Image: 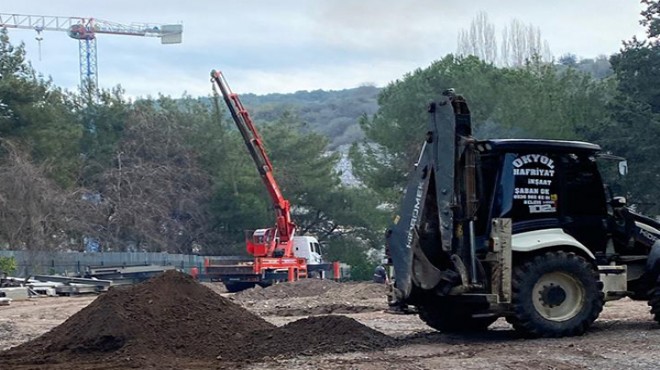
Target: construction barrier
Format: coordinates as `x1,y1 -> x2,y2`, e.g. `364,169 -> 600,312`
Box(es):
0,250 -> 243,279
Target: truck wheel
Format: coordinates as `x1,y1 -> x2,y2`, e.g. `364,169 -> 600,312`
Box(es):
649,275 -> 660,324
418,301 -> 496,332
223,282 -> 256,293
508,251 -> 603,337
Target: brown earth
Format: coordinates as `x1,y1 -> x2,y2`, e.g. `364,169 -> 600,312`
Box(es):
0,295 -> 96,351
231,279 -> 388,316
1,275 -> 659,369
233,278 -> 341,300
232,315 -> 394,361
0,272 -> 394,369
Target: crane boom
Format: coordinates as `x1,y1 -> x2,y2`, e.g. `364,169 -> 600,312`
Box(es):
0,13 -> 80,33
204,70 -> 343,288
0,13 -> 181,41
210,70 -> 296,256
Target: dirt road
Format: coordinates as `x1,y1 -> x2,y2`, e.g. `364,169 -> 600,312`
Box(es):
1,281 -> 658,370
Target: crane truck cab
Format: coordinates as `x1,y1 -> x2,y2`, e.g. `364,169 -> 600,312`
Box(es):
386,90 -> 660,337
293,236 -> 323,265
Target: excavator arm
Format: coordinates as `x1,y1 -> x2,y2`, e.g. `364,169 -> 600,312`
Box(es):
386,91 -> 476,305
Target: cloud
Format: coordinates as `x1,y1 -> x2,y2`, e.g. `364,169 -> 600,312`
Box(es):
227,59 -> 422,95
1,0 -> 648,97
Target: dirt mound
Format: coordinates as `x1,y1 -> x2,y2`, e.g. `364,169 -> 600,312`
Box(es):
232,280 -> 387,302
232,315 -> 395,361
234,278 -> 340,300
1,270 -> 274,367
1,271 -> 393,368
201,281 -> 228,295
261,303 -> 380,317
334,281 -> 388,300
233,280 -> 389,316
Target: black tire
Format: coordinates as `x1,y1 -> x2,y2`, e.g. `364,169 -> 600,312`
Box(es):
223,282 -> 256,293
418,300 -> 497,333
508,251 -> 603,338
649,275 -> 660,324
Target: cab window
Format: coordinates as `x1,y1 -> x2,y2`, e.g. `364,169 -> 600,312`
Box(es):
561,153 -> 606,216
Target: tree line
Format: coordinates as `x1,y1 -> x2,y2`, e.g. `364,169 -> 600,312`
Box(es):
0,29 -> 388,278
0,2 -> 659,280
353,3 -> 660,218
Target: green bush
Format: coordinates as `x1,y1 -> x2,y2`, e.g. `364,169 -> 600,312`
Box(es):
324,236 -> 379,281
0,256 -> 17,275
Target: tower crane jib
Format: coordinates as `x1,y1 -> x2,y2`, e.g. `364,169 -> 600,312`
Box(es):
0,12 -> 182,92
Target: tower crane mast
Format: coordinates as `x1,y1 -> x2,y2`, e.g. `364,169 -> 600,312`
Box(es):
0,13 -> 182,91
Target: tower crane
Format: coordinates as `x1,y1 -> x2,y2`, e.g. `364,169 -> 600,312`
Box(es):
0,13 -> 182,92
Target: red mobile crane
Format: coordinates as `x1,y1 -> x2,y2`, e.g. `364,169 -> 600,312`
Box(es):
206,70 -> 339,292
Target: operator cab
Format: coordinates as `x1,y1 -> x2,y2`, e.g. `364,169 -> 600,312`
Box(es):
474,139 -> 611,255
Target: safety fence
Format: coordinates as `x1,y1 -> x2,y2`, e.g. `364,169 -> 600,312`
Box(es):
0,250 -> 242,278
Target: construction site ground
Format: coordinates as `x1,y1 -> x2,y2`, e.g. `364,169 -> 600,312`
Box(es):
1,276 -> 658,370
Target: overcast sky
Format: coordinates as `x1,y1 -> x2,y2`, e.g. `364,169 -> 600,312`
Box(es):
0,1 -> 647,97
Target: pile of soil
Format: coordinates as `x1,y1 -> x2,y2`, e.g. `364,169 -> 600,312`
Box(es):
234,279 -> 387,302
333,281 -> 388,300
234,278 -> 340,300
0,271 -> 393,368
233,279 -> 389,316
201,281 -> 228,295
260,303 -> 381,317
1,270 -> 275,367
233,315 -> 395,361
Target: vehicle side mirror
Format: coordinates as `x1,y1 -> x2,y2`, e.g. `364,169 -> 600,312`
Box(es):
618,160 -> 628,176
612,196 -> 627,208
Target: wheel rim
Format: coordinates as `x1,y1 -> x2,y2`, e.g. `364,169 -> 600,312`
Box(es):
532,271 -> 585,322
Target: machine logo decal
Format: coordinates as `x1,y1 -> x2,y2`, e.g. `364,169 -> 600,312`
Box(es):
405,181 -> 424,249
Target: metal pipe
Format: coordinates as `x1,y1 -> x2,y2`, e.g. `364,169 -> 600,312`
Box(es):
415,141 -> 427,168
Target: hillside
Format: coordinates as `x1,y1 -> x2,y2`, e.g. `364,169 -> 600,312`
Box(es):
232,85 -> 380,150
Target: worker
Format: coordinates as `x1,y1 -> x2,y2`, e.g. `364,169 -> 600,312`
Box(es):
190,267 -> 199,280
373,265 -> 387,284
